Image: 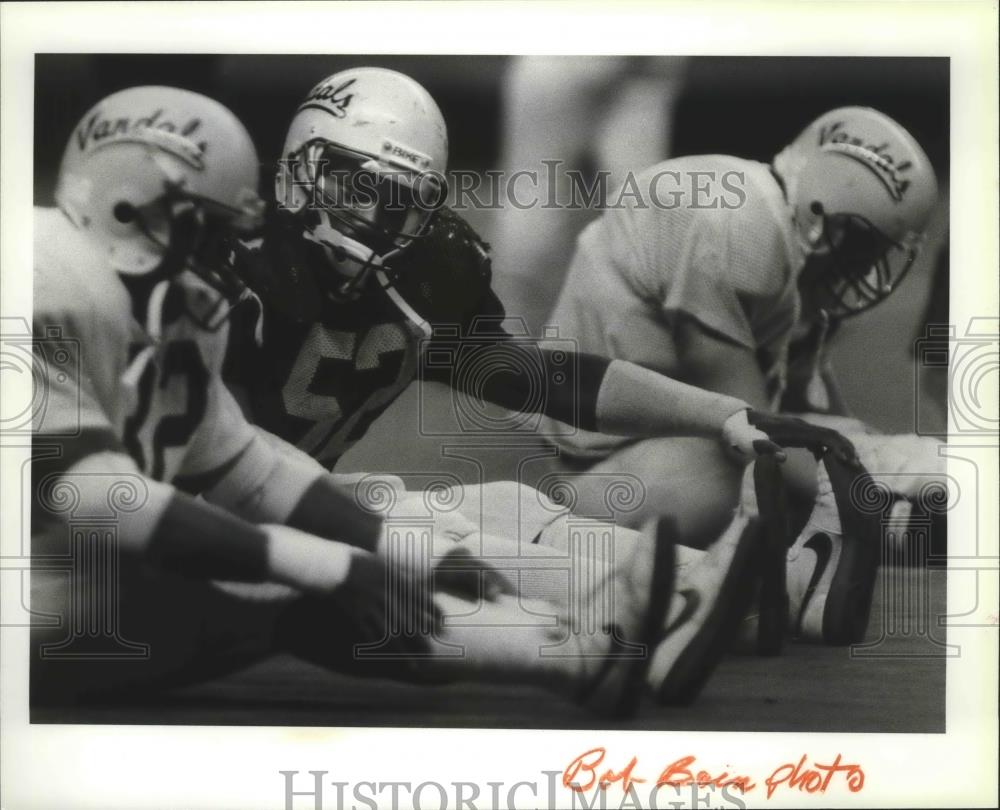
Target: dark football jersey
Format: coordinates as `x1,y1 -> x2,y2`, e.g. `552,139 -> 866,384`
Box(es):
225,208 -> 504,468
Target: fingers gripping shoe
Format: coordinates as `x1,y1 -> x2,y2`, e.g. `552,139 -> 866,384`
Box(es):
575,517 -> 677,719
647,511 -> 765,706
787,454 -> 881,645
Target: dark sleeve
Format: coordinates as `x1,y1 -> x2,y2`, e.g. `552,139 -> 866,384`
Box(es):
398,206 -> 611,428
285,476 -> 382,553
425,323 -> 612,431
147,493 -> 271,582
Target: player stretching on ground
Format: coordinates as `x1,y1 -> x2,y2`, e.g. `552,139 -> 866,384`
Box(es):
544,106 -> 943,645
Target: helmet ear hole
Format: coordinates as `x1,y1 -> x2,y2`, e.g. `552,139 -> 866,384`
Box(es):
810,201 -> 824,216
113,202 -> 137,223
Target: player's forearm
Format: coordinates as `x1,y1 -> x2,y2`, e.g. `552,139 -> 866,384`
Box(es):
202,432 -> 383,551
42,452 -> 287,584
451,341 -> 748,438
151,496 -> 366,594
438,341 -> 611,431
595,359 -> 749,439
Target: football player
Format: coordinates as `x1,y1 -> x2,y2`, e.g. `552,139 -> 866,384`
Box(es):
224,67 -> 853,509
220,68 -> 858,699
30,85 -> 687,718
544,106 -> 943,645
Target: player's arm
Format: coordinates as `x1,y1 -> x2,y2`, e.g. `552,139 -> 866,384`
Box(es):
32,429 -> 378,596
430,328 -> 788,460
32,363 -> 380,597
414,208 -> 852,462
177,380 -> 390,551
562,347 -> 851,464
180,384 -> 494,596
433,324 -> 856,466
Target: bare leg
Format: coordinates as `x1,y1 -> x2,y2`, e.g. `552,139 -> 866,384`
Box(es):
547,437 -> 744,549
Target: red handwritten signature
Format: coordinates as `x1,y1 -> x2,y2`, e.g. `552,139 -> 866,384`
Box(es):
563,747 -> 865,799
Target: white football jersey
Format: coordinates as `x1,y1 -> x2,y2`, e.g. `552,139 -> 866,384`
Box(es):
545,156 -> 804,457
33,206 -> 255,483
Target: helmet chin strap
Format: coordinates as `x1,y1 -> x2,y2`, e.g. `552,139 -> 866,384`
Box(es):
374,268 -> 432,339
303,217 -> 411,303
119,199 -> 200,332
301,215 -> 430,337
118,206 -> 196,389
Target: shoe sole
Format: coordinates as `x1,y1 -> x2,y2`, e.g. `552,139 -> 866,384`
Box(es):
817,458 -> 882,645
656,517 -> 765,706
820,529 -> 881,644
580,517 -> 677,719
754,456 -> 790,656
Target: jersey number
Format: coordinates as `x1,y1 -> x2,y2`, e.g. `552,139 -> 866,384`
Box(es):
123,341 -> 209,479
281,322 -> 411,460
282,322 -> 410,423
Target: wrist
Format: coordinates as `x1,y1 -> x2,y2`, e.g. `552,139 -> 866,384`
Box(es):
264,523 -> 353,594
286,475 -> 384,551
721,405 -> 752,436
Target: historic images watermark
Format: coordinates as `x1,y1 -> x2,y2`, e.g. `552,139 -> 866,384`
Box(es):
417,318 -> 580,438
279,769 -> 750,810
1,317 -> 151,658
848,318 -> 999,658
274,160 -> 749,215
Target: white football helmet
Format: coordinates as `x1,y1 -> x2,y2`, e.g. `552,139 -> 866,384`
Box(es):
774,107 -> 938,319
55,85 -> 264,312
274,67 -> 449,297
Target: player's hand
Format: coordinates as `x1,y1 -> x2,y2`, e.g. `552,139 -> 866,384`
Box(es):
264,523 -> 356,593
377,494 -> 513,601
722,409 -> 788,462
276,543 -> 439,665
376,495 -> 515,602
326,550 -> 441,645
433,542 -> 517,602
381,493 -> 479,542
746,410 -> 862,468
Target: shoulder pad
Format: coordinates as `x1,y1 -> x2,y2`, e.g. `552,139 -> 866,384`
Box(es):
402,206 -> 492,284
384,207 -> 494,326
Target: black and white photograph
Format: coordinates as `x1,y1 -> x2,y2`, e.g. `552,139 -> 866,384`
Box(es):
1,3 -> 997,810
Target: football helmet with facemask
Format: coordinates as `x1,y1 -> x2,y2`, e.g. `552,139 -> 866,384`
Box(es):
774,107 -> 938,320
55,85 -> 264,335
274,67 -> 449,306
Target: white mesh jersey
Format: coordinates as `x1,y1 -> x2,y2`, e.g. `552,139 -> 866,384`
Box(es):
33,207 -> 255,484
546,156 -> 804,458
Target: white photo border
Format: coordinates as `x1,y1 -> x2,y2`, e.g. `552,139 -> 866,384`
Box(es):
2,2 -> 997,809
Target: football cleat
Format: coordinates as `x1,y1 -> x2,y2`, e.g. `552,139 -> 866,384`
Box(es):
786,454 -> 881,644
648,510 -> 765,706
575,517 -> 677,719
